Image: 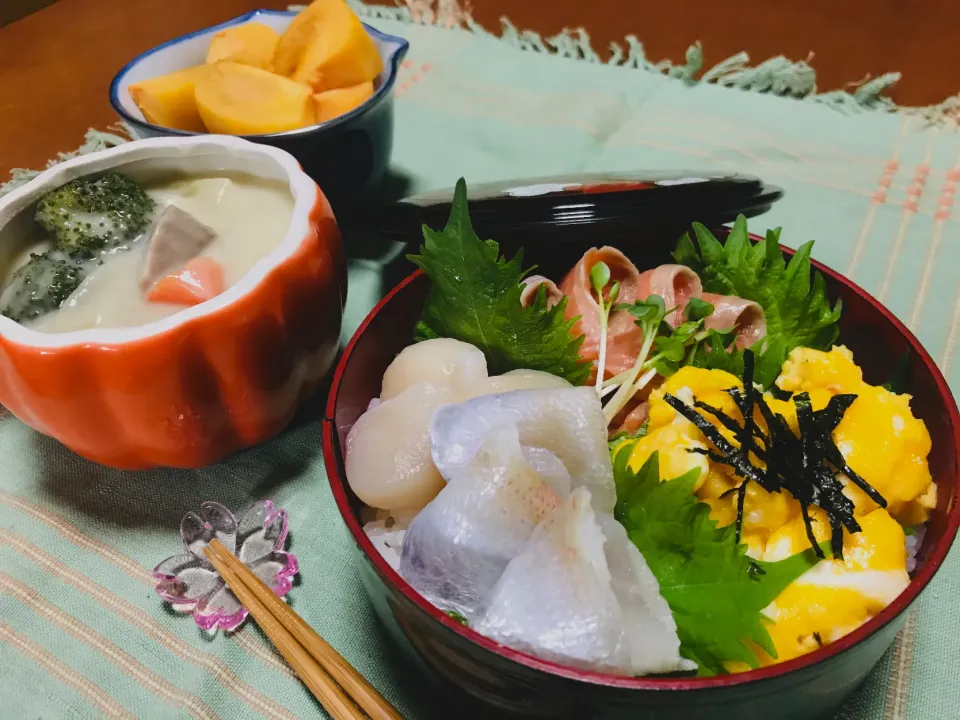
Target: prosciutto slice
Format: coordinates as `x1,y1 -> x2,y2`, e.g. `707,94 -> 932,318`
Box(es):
702,293 -> 767,349
633,267 -> 766,348
553,248 -> 768,385
559,247 -> 646,381
635,264 -> 703,328
520,275 -> 564,309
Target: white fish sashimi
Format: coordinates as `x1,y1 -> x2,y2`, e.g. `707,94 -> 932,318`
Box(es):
475,488 -> 693,676
475,488 -> 630,672
399,424 -> 565,619
599,516 -> 695,674
430,387 -> 616,514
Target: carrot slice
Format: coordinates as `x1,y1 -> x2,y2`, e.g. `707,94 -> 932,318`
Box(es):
147,257 -> 225,306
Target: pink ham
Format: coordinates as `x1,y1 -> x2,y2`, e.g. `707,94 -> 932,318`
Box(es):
701,293 -> 767,349
559,247 -> 646,381
617,402 -> 650,435
520,275 -> 564,309
610,373 -> 664,435
635,264 -> 703,328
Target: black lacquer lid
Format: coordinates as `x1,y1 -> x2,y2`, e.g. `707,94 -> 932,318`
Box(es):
378,171 -> 784,244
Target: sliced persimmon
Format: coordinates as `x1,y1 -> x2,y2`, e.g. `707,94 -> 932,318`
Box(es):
128,65 -> 210,132
194,62 -> 315,135
206,23 -> 280,70
313,80 -> 374,122
273,0 -> 383,91
147,257 -> 225,306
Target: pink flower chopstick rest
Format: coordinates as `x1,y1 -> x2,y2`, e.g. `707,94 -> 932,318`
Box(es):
153,500 -> 298,632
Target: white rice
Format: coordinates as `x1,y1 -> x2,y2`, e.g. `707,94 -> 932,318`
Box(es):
363,512 -> 411,571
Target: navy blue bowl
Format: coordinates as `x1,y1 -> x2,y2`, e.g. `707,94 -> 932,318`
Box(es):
110,9 -> 409,206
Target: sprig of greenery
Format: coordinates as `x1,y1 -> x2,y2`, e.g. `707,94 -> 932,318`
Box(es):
600,295 -> 666,424
602,296 -> 722,422
674,214 -> 842,354
590,261 -> 621,394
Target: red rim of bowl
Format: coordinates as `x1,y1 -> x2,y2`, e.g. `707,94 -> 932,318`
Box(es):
322,249 -> 960,691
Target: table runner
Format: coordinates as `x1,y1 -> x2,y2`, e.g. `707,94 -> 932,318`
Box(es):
2,2 -> 958,718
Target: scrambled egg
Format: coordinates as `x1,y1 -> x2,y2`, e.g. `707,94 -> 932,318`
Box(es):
632,368 -> 741,492
625,350 -> 933,669
777,346 -> 936,524
757,509 -> 909,665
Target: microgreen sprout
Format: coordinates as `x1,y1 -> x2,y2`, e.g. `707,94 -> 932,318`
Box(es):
590,261 -> 620,395
602,297 -> 724,425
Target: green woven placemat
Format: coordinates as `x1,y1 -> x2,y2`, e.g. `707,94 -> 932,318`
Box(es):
2,2 -> 958,718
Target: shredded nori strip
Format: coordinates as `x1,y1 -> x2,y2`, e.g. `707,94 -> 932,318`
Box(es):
663,349 -> 887,559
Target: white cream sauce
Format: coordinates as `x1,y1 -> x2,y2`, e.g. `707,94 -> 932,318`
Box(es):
28,173 -> 293,333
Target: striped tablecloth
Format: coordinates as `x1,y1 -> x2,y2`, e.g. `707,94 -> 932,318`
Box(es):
2,2 -> 958,718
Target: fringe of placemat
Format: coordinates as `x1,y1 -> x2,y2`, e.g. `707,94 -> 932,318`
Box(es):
340,0 -> 960,124
0,125 -> 133,198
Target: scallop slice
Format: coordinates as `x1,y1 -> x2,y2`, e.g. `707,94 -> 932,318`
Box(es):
475,488 -> 693,676
471,368 -> 572,396
345,381 -> 452,512
380,338 -> 488,400
399,424 -> 566,619
430,387 -> 616,514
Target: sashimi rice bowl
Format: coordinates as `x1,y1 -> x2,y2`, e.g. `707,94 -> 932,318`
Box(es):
330,179 -> 958,695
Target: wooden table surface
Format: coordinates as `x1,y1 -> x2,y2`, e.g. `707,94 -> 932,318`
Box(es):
1,0 -> 958,178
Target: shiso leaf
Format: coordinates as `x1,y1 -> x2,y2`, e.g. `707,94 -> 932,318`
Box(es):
613,448 -> 825,675
673,215 -> 842,386
407,178 -> 590,384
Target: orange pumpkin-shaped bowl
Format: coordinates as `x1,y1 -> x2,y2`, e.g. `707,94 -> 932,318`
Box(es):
0,136 -> 345,469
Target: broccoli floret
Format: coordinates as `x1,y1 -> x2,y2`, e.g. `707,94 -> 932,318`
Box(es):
0,251 -> 87,323
34,172 -> 155,255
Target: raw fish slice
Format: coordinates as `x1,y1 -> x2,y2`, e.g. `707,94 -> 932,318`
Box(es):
636,264 -> 703,328
701,293 -> 767,349
474,488 -> 631,672
599,516 -> 695,674
380,338 -> 488,400
475,489 -> 692,676
345,381 -> 453,512
522,446 -> 572,498
471,368 -> 572,396
139,205 -> 217,291
399,425 -> 564,618
430,387 -> 615,513
519,275 -> 564,309
559,247 -> 646,381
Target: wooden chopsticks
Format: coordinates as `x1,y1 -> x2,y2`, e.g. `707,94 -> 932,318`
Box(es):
203,538 -> 403,720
